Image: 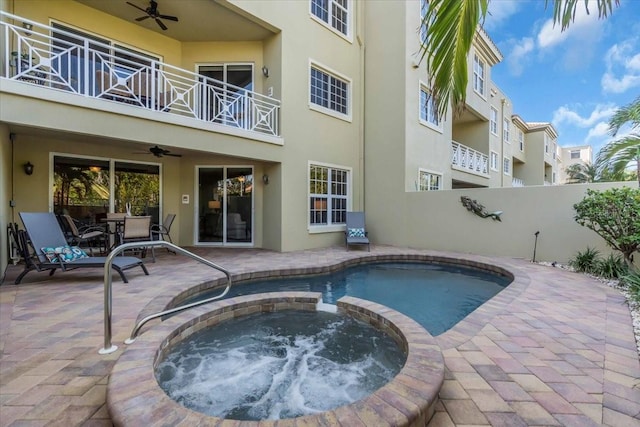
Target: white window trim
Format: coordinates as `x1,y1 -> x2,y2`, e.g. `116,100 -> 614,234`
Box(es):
309,0 -> 353,43
418,81 -> 443,133
473,53 -> 486,98
308,59 -> 352,122
490,151 -> 499,171
518,129 -> 524,151
490,107 -> 498,136
503,156 -> 511,176
308,160 -> 352,233
419,0 -> 430,47
418,168 -> 443,191
503,118 -> 511,144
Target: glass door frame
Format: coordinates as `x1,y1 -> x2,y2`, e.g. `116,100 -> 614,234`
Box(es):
194,165 -> 254,247
49,151 -> 163,221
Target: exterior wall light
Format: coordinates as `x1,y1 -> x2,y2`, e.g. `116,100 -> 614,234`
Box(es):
23,162 -> 34,175
261,66 -> 269,78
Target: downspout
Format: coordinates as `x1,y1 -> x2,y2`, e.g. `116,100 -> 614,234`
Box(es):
357,1 -> 365,209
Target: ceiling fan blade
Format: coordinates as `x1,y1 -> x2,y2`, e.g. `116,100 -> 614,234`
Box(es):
155,18 -> 168,31
164,153 -> 182,157
126,1 -> 148,13
159,15 -> 179,21
135,15 -> 150,21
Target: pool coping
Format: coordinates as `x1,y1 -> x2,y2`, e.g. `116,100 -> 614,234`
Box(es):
107,293 -> 445,426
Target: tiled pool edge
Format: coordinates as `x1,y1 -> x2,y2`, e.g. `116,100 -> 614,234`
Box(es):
107,293 -> 445,427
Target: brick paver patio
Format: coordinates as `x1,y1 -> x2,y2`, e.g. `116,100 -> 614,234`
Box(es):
1,245 -> 638,426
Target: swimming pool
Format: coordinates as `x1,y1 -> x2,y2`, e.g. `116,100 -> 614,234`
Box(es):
186,261 -> 512,336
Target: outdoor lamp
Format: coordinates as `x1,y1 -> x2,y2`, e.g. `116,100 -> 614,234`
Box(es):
23,162 -> 34,175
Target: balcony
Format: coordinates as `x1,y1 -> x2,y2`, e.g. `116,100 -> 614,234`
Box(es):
0,13 -> 280,137
512,177 -> 524,187
451,141 -> 489,177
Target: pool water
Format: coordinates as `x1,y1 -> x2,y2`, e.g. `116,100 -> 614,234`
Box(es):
191,262 -> 511,336
156,310 -> 406,420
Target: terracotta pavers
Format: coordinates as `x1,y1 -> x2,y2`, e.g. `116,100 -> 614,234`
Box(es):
1,245 -> 639,426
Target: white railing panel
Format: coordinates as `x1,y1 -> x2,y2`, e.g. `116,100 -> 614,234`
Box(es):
451,141 -> 489,177
1,12 -> 280,137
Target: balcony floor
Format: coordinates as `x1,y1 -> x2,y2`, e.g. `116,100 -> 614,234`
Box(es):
0,246 -> 638,426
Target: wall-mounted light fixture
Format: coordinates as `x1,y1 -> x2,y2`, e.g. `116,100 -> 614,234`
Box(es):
262,174 -> 269,185
22,22 -> 33,36
23,162 -> 34,175
261,66 -> 269,78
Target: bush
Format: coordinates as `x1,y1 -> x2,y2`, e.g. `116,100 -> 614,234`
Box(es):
568,247 -> 601,274
573,187 -> 640,266
621,270 -> 640,303
594,253 -> 628,279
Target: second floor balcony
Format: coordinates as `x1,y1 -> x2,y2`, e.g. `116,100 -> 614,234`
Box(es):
1,13 -> 280,138
451,141 -> 489,177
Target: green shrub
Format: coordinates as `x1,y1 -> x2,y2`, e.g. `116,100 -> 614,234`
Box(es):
621,270 -> 640,303
594,253 -> 628,279
568,247 -> 601,273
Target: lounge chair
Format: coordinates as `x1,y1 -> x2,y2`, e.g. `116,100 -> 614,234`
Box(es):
345,211 -> 370,251
15,212 -> 149,285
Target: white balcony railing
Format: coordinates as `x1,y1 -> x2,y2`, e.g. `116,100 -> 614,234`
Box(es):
512,177 -> 524,187
1,13 -> 280,137
451,141 -> 489,177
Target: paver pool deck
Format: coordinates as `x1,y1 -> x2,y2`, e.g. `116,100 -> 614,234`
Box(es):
0,245 -> 638,426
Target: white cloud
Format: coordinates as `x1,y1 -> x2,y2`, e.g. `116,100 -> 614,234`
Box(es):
484,1 -> 521,31
537,2 -> 603,49
585,122 -> 610,141
552,104 -> 617,128
601,39 -> 640,94
505,37 -> 534,76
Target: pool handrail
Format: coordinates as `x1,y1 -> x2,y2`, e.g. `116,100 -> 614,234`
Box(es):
99,241 -> 232,355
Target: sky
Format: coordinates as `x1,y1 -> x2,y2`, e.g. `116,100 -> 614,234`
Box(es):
483,0 -> 640,158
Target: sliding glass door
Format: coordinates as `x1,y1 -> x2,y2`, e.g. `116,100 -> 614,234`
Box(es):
197,166 -> 253,245
53,155 -> 160,225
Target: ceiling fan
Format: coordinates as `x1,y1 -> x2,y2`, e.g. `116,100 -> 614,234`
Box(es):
126,0 -> 178,31
139,145 -> 182,158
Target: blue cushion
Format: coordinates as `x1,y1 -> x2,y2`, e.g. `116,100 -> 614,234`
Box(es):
347,228 -> 365,238
41,247 -> 59,263
54,245 -> 89,262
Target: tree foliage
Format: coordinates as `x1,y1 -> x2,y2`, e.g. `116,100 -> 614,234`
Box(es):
573,187 -> 640,266
420,0 -> 619,120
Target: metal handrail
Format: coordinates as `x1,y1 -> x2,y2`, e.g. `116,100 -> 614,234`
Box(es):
99,241 -> 232,355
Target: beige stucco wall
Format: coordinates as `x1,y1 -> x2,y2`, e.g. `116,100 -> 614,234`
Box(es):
366,182 -> 633,264
0,125 -> 11,274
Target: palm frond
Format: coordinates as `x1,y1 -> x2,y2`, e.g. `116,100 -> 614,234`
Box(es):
420,0 -> 487,119
608,95 -> 640,136
545,0 -> 619,31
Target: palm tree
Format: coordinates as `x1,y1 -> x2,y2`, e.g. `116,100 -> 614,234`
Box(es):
421,0 -> 620,120
564,162 -> 599,184
596,96 -> 640,185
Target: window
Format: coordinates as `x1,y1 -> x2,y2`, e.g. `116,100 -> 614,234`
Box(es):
490,107 -> 498,135
503,118 -> 510,143
552,142 -> 557,159
419,0 -> 430,45
544,134 -> 549,153
503,157 -> 511,175
418,169 -> 442,191
419,84 -> 439,128
518,129 -> 524,151
490,151 -> 499,171
311,0 -> 349,36
570,150 -> 580,159
310,65 -> 350,117
473,54 -> 485,96
552,172 -> 556,183
309,164 -> 349,227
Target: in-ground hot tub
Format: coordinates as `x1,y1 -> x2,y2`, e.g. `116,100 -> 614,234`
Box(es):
107,293 -> 445,426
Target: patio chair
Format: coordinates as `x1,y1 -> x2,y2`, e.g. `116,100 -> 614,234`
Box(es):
345,211 -> 370,252
121,215 -> 155,262
151,213 -> 176,253
61,214 -> 107,255
15,212 -> 149,285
